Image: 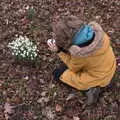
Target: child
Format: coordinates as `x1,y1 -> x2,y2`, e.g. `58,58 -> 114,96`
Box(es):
47,16 -> 116,105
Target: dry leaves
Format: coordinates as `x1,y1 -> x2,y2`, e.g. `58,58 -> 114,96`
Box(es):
4,103 -> 15,120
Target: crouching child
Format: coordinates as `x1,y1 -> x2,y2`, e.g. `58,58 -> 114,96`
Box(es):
47,16 -> 116,105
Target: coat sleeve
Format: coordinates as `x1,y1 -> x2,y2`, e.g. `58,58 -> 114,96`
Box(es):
58,51 -> 85,73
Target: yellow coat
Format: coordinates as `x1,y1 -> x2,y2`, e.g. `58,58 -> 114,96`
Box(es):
58,22 -> 116,90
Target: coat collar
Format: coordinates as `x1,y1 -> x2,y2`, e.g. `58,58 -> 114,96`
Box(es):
69,21 -> 104,57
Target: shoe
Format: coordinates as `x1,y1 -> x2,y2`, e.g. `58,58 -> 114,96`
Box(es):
86,87 -> 101,106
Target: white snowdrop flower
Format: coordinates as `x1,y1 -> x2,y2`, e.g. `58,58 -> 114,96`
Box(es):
33,46 -> 37,50
20,47 -> 24,51
15,53 -> 18,56
26,52 -> 29,56
19,36 -> 23,40
8,35 -> 38,61
34,53 -> 37,57
23,51 -> 26,55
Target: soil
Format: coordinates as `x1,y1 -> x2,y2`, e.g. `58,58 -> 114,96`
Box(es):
0,0 -> 120,120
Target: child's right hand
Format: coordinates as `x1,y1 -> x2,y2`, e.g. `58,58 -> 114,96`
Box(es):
47,39 -> 59,52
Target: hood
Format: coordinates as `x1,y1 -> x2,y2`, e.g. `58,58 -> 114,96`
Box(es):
69,21 -> 105,57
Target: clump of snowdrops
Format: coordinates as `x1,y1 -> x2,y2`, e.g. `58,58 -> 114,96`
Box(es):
8,35 -> 38,61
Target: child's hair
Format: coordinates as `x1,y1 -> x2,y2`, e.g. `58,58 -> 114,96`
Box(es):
52,15 -> 83,50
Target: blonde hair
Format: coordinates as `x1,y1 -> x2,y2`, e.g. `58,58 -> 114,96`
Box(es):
52,15 -> 83,50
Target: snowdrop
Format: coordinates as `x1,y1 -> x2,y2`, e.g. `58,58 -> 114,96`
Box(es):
8,35 -> 38,61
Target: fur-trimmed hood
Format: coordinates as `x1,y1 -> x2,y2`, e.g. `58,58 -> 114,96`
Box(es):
69,21 -> 105,57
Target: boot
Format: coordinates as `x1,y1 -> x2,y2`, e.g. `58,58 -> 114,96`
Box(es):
86,87 -> 101,106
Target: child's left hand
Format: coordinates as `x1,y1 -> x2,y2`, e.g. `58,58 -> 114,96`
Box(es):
47,39 -> 59,52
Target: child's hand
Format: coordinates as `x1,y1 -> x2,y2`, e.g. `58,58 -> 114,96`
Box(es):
47,39 -> 59,52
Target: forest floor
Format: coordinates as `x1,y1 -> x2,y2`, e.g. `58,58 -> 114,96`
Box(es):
0,0 -> 120,120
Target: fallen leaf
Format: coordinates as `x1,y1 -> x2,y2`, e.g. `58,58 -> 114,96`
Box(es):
0,80 -> 4,89
66,94 -> 75,101
104,115 -> 116,120
49,84 -> 55,89
4,103 -> 15,114
55,104 -> 62,112
73,116 -> 80,120
117,57 -> 120,71
37,97 -> 49,104
24,76 -> 29,80
41,91 -> 47,97
4,114 -> 9,120
21,17 -> 30,25
11,96 -> 21,104
4,103 -> 15,120
42,107 -> 55,120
